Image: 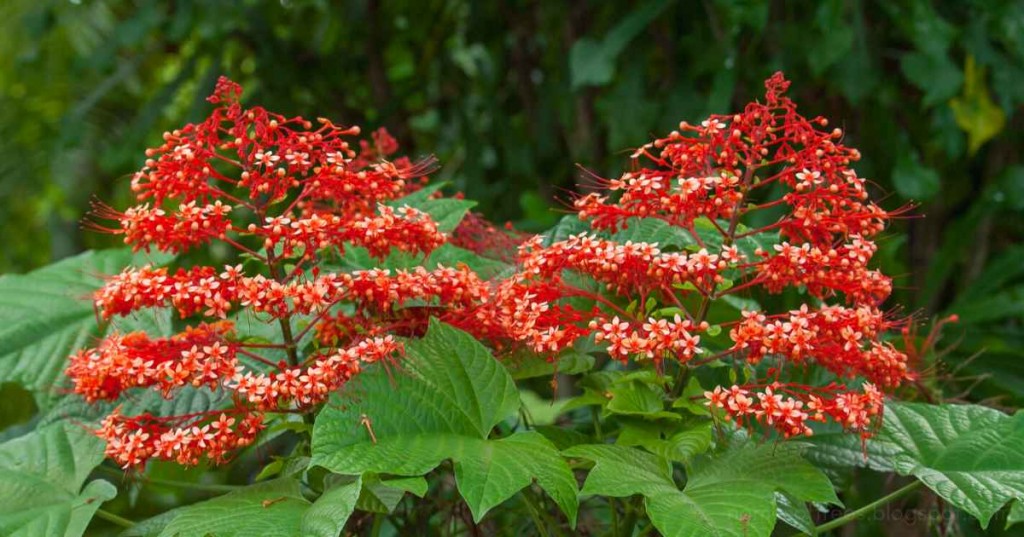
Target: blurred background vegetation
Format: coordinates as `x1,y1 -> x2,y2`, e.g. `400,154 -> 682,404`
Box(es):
1,0 -> 1022,534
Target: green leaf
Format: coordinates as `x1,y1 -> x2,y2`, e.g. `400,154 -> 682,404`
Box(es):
157,479 -> 310,537
455,432 -> 578,524
948,284 -> 1024,324
569,0 -> 674,89
596,66 -> 661,152
385,182 -> 476,232
424,243 -> 509,277
520,390 -> 568,426
1008,499 -> 1024,529
803,427 -> 897,474
900,51 -> 963,107
809,402 -> 1024,528
504,349 -> 595,380
569,38 -> 615,89
0,422 -> 115,537
567,444 -> 673,497
519,191 -> 560,229
41,384 -> 228,431
566,441 -> 836,537
541,215 -> 591,246
115,505 -> 186,537
672,377 -> 711,416
689,217 -> 779,260
660,425 -> 714,463
617,420 -> 713,463
390,191 -> 475,233
611,217 -> 695,250
892,152 -> 941,201
775,492 -> 815,534
871,402 -> 1024,527
337,241 -> 508,279
953,243 -> 1024,309
0,249 -> 172,409
606,380 -> 678,420
356,475 -> 427,514
0,382 -> 37,432
312,320 -> 577,524
301,476 -> 362,537
807,0 -> 853,75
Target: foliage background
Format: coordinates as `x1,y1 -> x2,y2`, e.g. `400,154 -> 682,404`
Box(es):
0,0 -> 1022,534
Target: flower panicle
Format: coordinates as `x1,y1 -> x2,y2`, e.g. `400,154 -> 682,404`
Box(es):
70,77 -> 480,468
462,72 -> 913,439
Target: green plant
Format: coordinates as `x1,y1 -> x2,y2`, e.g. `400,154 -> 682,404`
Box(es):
0,74 -> 1021,537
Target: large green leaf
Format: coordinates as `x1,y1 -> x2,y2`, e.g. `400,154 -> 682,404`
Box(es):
565,441 -> 837,537
807,402 -> 1024,527
126,478 -> 363,537
156,479 -> 311,537
0,249 -> 172,409
0,422 -> 116,537
876,403 -> 1023,527
311,320 -> 578,524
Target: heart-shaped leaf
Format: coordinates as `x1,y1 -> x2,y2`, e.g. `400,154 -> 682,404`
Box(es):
0,423 -> 116,537
312,320 -> 578,524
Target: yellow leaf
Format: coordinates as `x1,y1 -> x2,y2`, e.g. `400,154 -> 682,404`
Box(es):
949,55 -> 1006,155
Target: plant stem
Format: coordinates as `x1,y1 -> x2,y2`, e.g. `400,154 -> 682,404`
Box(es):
619,498 -> 639,537
812,480 -> 922,535
370,513 -> 385,537
265,250 -> 315,427
265,256 -> 301,368
608,497 -> 621,537
521,490 -> 552,537
95,509 -> 135,528
671,169 -> 755,399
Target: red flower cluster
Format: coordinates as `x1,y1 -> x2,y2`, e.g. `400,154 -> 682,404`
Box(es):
469,72 -> 910,438
96,408 -> 264,466
67,322 -> 236,402
705,382 -> 883,438
71,78 -> 485,468
94,264 -> 487,321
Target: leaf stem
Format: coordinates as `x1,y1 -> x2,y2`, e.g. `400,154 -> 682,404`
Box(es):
812,480 -> 922,535
95,508 -> 135,528
608,497 -> 621,537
